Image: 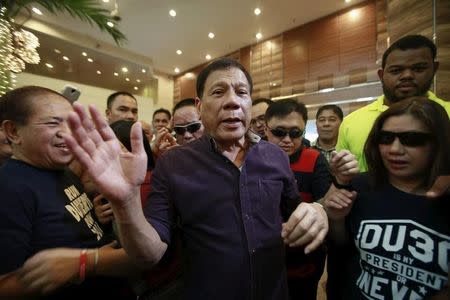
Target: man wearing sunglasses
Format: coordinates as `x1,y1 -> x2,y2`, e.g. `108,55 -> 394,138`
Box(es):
172,98 -> 204,145
265,99 -> 333,300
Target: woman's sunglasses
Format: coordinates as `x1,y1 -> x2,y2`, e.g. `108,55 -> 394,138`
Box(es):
377,130 -> 433,147
173,122 -> 202,135
268,127 -> 305,139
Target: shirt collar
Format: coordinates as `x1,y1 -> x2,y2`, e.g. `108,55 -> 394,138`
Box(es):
206,130 -> 261,153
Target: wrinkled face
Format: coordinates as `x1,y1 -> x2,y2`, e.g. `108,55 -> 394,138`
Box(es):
152,112 -> 171,131
316,109 -> 342,142
265,111 -> 305,156
250,102 -> 269,138
106,95 -> 138,124
173,105 -> 204,145
198,67 -> 252,145
15,94 -> 74,169
378,114 -> 432,186
380,48 -> 436,104
0,126 -> 12,162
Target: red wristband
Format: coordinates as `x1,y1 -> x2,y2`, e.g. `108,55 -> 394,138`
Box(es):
79,249 -> 88,283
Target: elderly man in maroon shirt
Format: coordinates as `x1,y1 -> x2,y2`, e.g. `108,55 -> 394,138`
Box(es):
64,58 -> 356,300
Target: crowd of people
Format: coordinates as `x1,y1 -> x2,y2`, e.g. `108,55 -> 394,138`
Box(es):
0,34 -> 448,300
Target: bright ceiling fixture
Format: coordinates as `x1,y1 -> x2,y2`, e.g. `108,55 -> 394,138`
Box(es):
96,70 -> 101,74
102,0 -> 110,2
176,49 -> 182,55
256,32 -> 262,40
134,86 -> 138,90
121,66 -> 128,73
345,0 -> 351,3
205,54 -> 211,60
82,52 -> 87,57
114,72 -> 119,76
31,7 -> 43,15
125,77 -> 130,81
62,56 -> 69,61
141,68 -> 146,73
45,63 -> 53,69
169,9 -> 176,17
254,8 -> 261,15
54,49 -> 61,54
174,67 -> 180,73
106,21 -> 114,28
136,79 -> 141,83
87,58 -> 93,62
208,32 -> 215,39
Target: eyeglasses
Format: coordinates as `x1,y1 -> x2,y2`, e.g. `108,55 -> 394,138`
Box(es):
377,131 -> 433,147
173,122 -> 202,135
268,126 -> 305,139
250,115 -> 265,126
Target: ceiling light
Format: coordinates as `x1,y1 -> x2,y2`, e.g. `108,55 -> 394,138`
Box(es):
205,54 -> 211,60
134,86 -> 138,90
82,52 -> 87,57
54,49 -> 61,54
87,58 -> 94,62
45,63 -> 53,69
107,21 -> 114,28
97,70 -> 102,74
256,32 -> 262,40
102,0 -> 110,3
254,8 -> 261,15
174,67 -> 180,73
32,7 -> 43,15
136,79 -> 141,83
62,56 -> 69,61
208,32 -> 215,39
114,72 -> 119,76
176,49 -> 182,55
125,78 -> 130,81
141,69 -> 146,73
121,67 -> 128,73
345,0 -> 351,3
185,73 -> 194,79
169,9 -> 176,17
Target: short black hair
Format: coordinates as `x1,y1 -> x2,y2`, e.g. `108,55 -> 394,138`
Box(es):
252,98 -> 274,107
0,86 -> 67,125
196,57 -> 253,98
152,108 -> 171,120
316,104 -> 343,120
382,35 -> 437,68
107,91 -> 136,109
173,98 -> 196,115
265,99 -> 308,123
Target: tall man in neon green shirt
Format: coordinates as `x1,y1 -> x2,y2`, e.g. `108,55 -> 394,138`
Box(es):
337,35 -> 450,172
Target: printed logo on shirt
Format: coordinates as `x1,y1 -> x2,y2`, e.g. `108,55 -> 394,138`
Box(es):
64,185 -> 104,240
354,220 -> 449,299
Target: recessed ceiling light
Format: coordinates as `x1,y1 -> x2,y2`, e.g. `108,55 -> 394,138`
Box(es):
174,67 -> 180,73
32,7 -> 43,15
169,9 -> 176,17
345,0 -> 351,3
121,67 -> 128,73
136,79 -> 141,83
176,49 -> 182,55
205,54 -> 211,60
114,72 -> 119,76
45,63 -> 53,69
125,77 -> 130,81
272,82 -> 277,86
96,70 -> 102,74
62,56 -> 69,61
107,21 -> 114,28
141,69 -> 146,73
82,52 -> 87,57
102,0 -> 110,3
54,49 -> 61,54
256,32 -> 263,40
134,86 -> 138,90
208,32 -> 215,39
87,58 -> 94,62
254,8 -> 261,15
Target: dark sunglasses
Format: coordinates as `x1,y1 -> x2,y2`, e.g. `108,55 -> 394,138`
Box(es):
173,122 -> 201,135
377,130 -> 433,147
269,127 -> 304,139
